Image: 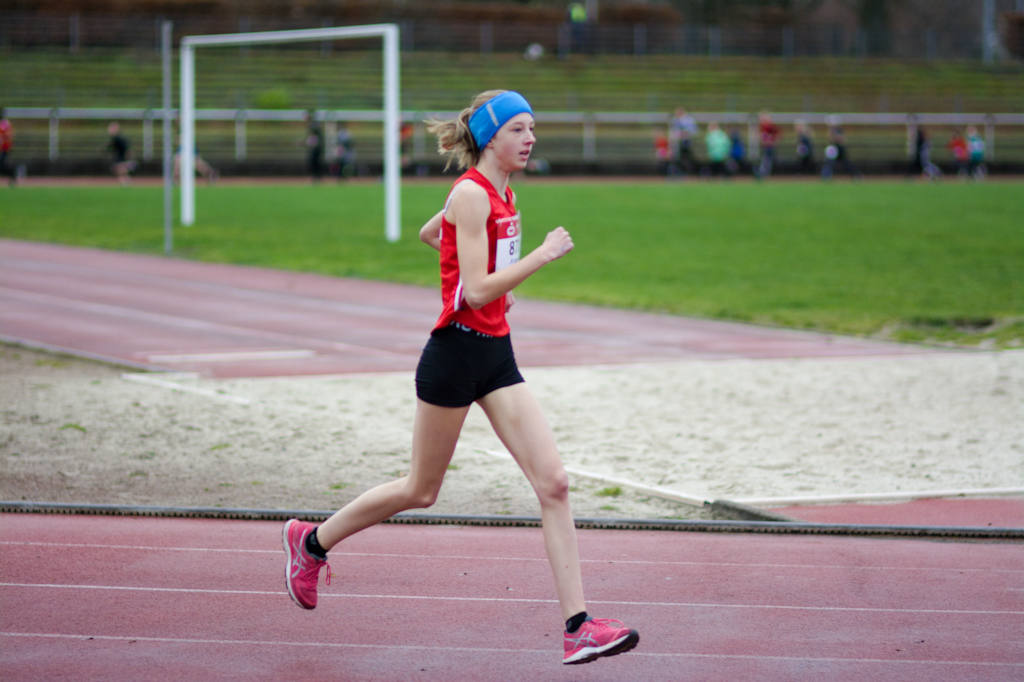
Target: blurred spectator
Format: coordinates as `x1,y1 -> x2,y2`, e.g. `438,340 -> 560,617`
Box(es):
966,125 -> 986,180
821,123 -> 860,180
332,121 -> 356,179
653,127 -> 672,176
910,124 -> 941,180
174,131 -> 218,185
947,129 -> 969,177
704,122 -> 731,178
0,107 -> 15,187
728,126 -> 748,175
106,122 -> 136,185
567,2 -> 589,53
756,111 -> 780,178
670,107 -> 698,176
400,122 -> 415,174
794,120 -> 815,175
526,157 -> 551,175
304,110 -> 325,182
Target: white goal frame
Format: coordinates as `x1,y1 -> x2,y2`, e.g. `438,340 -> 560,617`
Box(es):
180,24 -> 401,241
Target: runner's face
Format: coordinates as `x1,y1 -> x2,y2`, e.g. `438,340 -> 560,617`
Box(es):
489,113 -> 535,171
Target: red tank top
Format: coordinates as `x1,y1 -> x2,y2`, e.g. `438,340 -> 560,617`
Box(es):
431,168 -> 522,336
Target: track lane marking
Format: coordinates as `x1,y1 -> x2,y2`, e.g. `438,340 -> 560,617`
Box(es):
2,632 -> 1022,668
0,287 -> 412,359
144,349 -> 317,363
1,540 -> 1021,573
120,373 -> 252,404
2,583 -> 1021,615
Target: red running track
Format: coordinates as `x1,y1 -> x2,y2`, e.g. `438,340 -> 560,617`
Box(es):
1,514 -> 1022,681
773,497 -> 1024,528
3,238 -> 1021,678
0,239 -> 926,378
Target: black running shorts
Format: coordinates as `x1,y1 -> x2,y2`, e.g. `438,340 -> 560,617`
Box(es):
415,324 -> 525,407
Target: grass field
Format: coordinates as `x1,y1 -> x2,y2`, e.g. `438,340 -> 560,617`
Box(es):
2,178 -> 1022,348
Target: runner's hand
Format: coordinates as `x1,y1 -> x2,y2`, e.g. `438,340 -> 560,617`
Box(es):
540,227 -> 574,263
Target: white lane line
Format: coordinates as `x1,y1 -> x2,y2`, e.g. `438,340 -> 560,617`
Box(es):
2,583 -> 1021,616
0,540 -> 271,553
0,257 -> 425,323
0,630 -> 548,655
120,373 -> 252,404
483,450 -> 1024,509
144,349 -> 316,363
2,632 -> 1022,668
479,448 -> 709,506
0,287 -> 412,359
1,541 -> 1021,574
736,487 -> 1024,506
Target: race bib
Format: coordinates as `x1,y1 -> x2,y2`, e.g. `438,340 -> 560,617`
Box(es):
494,214 -> 522,272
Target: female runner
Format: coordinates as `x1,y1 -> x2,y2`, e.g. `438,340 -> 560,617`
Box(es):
283,90 -> 639,665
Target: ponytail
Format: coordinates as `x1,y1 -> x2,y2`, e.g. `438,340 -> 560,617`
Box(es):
426,89 -> 506,172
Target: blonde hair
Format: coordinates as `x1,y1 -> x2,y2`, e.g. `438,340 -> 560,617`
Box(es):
425,89 -> 506,172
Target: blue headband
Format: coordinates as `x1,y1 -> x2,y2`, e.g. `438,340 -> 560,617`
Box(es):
468,91 -> 533,151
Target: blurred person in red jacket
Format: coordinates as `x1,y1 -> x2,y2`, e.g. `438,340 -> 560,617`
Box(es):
756,110 -> 780,179
0,107 -> 16,187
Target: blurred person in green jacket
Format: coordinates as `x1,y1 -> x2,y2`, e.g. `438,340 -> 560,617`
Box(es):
705,121 -> 731,178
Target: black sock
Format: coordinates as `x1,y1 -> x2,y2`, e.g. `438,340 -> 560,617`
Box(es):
566,611 -> 589,633
305,527 -> 328,559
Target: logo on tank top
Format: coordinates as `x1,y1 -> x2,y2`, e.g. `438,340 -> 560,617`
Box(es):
495,214 -> 521,271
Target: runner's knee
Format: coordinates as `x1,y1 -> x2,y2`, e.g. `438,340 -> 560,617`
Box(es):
535,466 -> 570,506
404,480 -> 443,509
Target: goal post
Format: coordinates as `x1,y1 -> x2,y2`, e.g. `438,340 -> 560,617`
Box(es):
179,23 -> 401,242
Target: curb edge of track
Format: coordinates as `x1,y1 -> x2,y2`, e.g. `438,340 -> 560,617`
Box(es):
2,500 -> 1021,541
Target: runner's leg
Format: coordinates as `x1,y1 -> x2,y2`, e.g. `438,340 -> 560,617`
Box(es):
315,399 -> 470,549
478,383 -> 586,620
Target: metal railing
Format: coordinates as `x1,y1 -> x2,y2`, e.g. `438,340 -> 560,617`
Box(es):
5,106 -> 1024,172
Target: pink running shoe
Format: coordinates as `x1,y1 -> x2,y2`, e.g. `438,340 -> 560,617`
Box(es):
563,617 -> 639,665
282,519 -> 330,610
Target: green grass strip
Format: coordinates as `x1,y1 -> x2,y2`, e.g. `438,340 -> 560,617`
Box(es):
2,179 -> 1021,347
